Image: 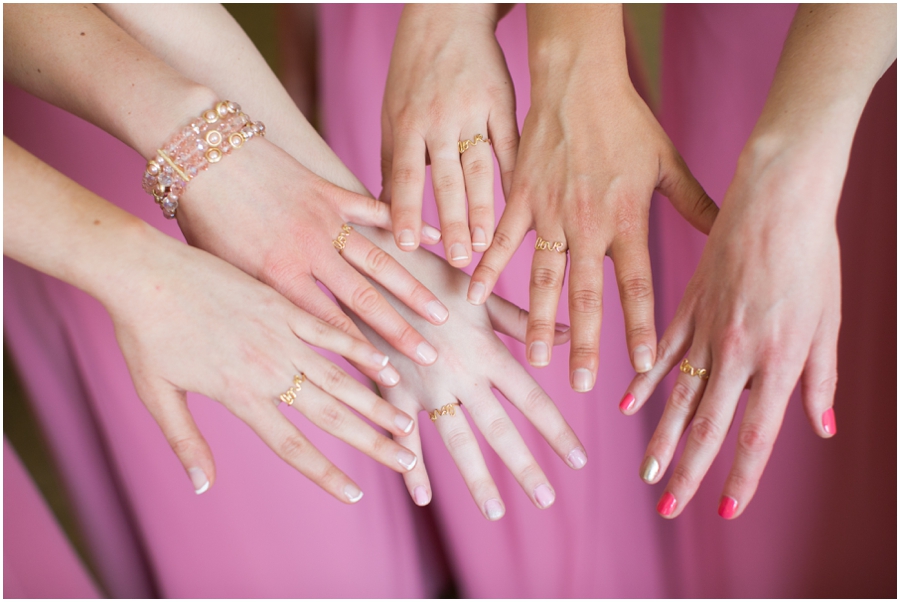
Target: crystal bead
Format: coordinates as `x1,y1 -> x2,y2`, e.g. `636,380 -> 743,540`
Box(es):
229,102 -> 241,113
159,174 -> 172,187
188,166 -> 199,177
162,197 -> 179,211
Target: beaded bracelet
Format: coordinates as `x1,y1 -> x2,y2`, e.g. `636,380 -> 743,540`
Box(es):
141,100 -> 265,219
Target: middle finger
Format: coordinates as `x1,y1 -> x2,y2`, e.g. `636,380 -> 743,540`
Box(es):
428,136 -> 472,267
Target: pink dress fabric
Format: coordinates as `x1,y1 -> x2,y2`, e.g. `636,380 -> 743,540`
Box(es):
4,82 -> 443,598
3,439 -> 100,598
318,3 -> 896,597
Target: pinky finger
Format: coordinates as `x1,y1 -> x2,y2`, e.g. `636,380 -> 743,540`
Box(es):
800,322 -> 840,438
390,396 -> 432,506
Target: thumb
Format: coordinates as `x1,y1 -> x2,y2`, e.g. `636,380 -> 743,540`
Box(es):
657,148 -> 718,235
141,384 -> 216,495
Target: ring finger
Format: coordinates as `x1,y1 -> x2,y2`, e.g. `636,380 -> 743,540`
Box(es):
526,227 -> 568,368
428,136 -> 472,267
459,127 -> 495,253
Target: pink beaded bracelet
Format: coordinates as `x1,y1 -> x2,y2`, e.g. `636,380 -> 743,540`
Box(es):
141,100 -> 265,219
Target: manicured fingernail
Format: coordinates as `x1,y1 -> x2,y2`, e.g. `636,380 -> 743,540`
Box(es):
718,495 -> 738,519
416,341 -> 438,364
449,243 -> 468,262
413,486 -> 429,506
397,449 -> 417,471
188,467 -> 209,495
426,300 -> 449,323
484,498 -> 504,520
555,322 -> 570,334
343,484 -> 364,503
471,227 -> 487,249
633,345 -> 654,373
572,368 -> 594,392
394,414 -> 414,434
378,365 -> 400,386
534,484 -> 555,509
657,492 -> 676,516
639,456 -> 659,483
467,281 -> 486,305
373,352 -> 390,368
566,448 -> 587,469
822,407 -> 837,435
528,341 -> 550,366
398,229 -> 416,248
421,225 -> 441,243
619,392 -> 636,413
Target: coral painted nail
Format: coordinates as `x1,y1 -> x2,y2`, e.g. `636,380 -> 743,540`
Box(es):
619,393 -> 635,413
718,496 -> 738,519
657,492 -> 677,517
822,407 -> 837,435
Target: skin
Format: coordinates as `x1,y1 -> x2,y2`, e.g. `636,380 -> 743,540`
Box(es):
465,4 -> 717,393
3,137 -> 419,503
622,4 -> 897,519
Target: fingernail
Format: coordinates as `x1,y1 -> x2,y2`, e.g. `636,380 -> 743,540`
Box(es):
398,229 -> 416,248
416,341 -> 438,364
421,225 -> 441,243
718,495 -> 738,519
657,491 -> 676,517
528,341 -> 550,367
378,365 -> 400,387
394,413 -> 414,434
822,407 -> 837,435
188,467 -> 209,495
572,368 -> 594,392
555,322 -> 570,334
449,243 -> 468,262
484,498 -> 504,520
534,484 -> 556,509
426,300 -> 449,323
639,456 -> 659,483
471,227 -> 487,249
566,448 -> 587,469
413,486 -> 429,506
619,392 -> 636,413
633,345 -> 654,373
467,281 -> 486,305
397,449 -> 417,471
343,483 -> 364,503
373,352 -> 390,368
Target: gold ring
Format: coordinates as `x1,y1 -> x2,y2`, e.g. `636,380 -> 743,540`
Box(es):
458,134 -> 491,154
332,224 -> 353,253
535,236 -> 566,253
279,373 -> 307,406
680,358 -> 709,380
429,403 -> 460,422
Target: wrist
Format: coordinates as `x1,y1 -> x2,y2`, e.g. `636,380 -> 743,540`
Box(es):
403,3 -> 505,30
127,83 -> 220,159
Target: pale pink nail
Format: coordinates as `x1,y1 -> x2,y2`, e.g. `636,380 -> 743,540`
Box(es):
534,484 -> 555,509
467,282 -> 486,305
633,345 -> 654,373
373,352 -> 390,368
378,365 -> 399,386
449,243 -> 468,262
415,342 -> 438,364
566,448 -> 587,469
484,498 -> 504,520
398,229 -> 416,248
528,341 -> 550,366
396,449 -> 417,471
421,225 -> 441,243
471,227 -> 487,249
343,484 -> 363,503
822,407 -> 837,435
619,393 -> 635,413
572,368 -> 594,392
718,495 -> 738,519
414,486 -> 429,506
188,467 -> 209,495
426,300 -> 449,323
394,414 -> 414,434
555,322 -> 570,334
657,492 -> 676,516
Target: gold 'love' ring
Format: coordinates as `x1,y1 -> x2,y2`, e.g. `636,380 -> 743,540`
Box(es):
535,236 -> 567,253
458,134 -> 491,154
279,373 -> 307,406
429,403 -> 460,422
333,224 -> 353,253
680,358 -> 710,380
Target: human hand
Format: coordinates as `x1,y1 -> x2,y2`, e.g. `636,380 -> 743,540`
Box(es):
106,225 -> 420,501
469,62 -> 717,393
381,3 -> 518,263
622,142 -> 842,519
351,229 -> 582,520
176,136 -> 449,379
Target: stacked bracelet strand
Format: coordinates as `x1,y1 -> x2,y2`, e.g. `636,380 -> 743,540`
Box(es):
141,100 -> 265,219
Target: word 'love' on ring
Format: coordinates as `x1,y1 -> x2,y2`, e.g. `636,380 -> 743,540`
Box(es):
680,358 -> 710,380
279,373 -> 307,406
429,403 -> 460,422
535,236 -> 567,253
333,224 -> 353,253
458,134 -> 491,154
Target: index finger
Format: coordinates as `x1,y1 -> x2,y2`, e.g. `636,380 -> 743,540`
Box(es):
468,197 -> 532,305
390,130 -> 427,250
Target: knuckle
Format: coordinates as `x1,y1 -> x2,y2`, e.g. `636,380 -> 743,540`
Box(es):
715,324 -> 746,362
727,471 -> 754,493
446,428 -> 474,454
619,275 -> 654,303
364,246 -> 393,276
463,158 -> 491,178
167,435 -> 196,458
277,434 -> 309,461
434,173 -> 461,195
531,267 -> 562,291
486,416 -> 512,442
523,385 -> 549,415
736,422 -> 770,454
670,464 -> 696,491
493,134 -> 519,155
490,229 -> 518,255
321,363 -> 349,392
468,204 -> 494,222
315,463 -> 345,490
351,285 -> 382,314
318,402 -> 346,432
688,415 -> 722,447
393,165 -> 421,186
570,344 -> 599,363
570,289 -> 603,315
669,380 -> 698,414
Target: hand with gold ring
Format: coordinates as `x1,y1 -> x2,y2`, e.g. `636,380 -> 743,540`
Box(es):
381,3 -> 518,265
469,4 -> 718,393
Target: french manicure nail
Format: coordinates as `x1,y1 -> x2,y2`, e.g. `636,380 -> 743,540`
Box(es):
416,342 -> 438,365
421,225 -> 442,243
657,492 -> 676,516
373,352 -> 390,368
398,229 -> 416,247
619,392 -> 636,413
534,484 -> 556,509
484,498 -> 504,520
394,414 -> 414,434
188,467 -> 209,495
471,227 -> 487,248
566,448 -> 588,469
718,495 -> 738,519
397,449 -> 417,471
378,365 -> 400,387
555,322 -> 570,334
633,345 -> 654,373
572,368 -> 594,392
528,341 -> 550,366
639,456 -> 659,483
343,484 -> 364,503
467,282 -> 486,305
822,407 -> 837,435
449,243 -> 468,262
414,486 -> 429,506
426,300 -> 449,323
